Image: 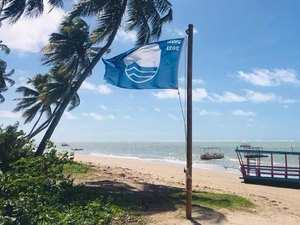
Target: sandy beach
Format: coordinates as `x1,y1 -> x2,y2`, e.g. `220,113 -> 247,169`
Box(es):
74,154 -> 300,225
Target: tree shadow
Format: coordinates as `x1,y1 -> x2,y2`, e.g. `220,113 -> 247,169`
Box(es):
68,179 -> 227,224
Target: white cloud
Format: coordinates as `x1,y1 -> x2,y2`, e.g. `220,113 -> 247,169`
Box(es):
238,69 -> 300,86
232,110 -> 256,117
168,114 -> 179,120
279,98 -> 297,104
167,28 -> 185,37
83,112 -> 115,121
154,107 -> 161,112
0,3 -> 65,53
152,88 -> 208,102
81,81 -> 95,91
212,90 -> 282,103
166,27 -> 198,37
152,89 -> 178,99
245,90 -> 277,103
0,111 -> 21,119
199,110 -> 220,116
97,84 -> 112,95
212,91 -> 246,103
124,116 -> 131,120
99,105 -> 108,110
64,112 -> 78,120
193,78 -> 204,85
193,88 -> 208,101
115,27 -> 136,43
81,81 -> 113,95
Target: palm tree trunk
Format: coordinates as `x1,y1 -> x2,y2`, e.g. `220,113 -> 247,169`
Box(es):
27,110 -> 44,137
35,1 -> 127,156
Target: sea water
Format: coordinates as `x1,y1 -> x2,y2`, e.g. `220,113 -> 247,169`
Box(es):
56,141 -> 300,174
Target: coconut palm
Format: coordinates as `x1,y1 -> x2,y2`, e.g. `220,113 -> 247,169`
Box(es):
14,73 -> 80,138
42,17 -> 95,79
0,0 -> 64,23
0,41 -> 14,103
14,74 -> 52,125
31,0 -> 173,155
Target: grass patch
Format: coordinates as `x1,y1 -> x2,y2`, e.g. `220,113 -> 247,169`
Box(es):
172,191 -> 255,211
63,161 -> 95,177
192,191 -> 255,210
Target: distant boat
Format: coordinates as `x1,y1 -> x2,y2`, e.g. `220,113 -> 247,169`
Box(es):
61,143 -> 69,147
200,147 -> 224,160
239,144 -> 268,158
71,148 -> 84,151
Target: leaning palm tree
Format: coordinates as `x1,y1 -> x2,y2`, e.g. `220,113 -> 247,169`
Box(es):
0,41 -> 14,103
14,74 -> 53,135
0,0 -> 64,23
34,0 -> 173,155
15,72 -> 81,138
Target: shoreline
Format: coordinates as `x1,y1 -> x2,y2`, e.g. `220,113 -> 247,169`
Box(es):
87,152 -> 240,174
74,153 -> 300,224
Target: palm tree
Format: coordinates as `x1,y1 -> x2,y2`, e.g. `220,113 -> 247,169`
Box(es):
0,41 -> 14,103
14,73 -> 80,138
0,0 -> 64,23
14,74 -> 52,131
7,0 -> 172,155
35,0 -> 173,156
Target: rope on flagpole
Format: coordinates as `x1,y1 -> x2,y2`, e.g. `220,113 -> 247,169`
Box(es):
178,35 -> 188,141
178,35 -> 190,184
178,90 -> 187,140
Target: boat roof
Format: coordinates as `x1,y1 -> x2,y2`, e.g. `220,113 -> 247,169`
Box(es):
200,147 -> 220,150
235,148 -> 300,155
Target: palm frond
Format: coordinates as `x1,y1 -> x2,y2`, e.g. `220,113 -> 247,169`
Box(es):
0,94 -> 4,103
68,93 -> 80,111
0,41 -> 10,54
0,0 -> 26,23
23,102 -> 43,123
126,0 -> 173,46
16,86 -> 39,97
90,0 -> 125,43
0,0 -> 63,23
69,0 -> 108,19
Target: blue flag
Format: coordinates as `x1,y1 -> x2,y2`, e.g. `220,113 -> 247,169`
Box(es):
103,38 -> 184,89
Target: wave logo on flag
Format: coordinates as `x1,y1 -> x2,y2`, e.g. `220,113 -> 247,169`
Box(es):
103,38 -> 184,89
124,44 -> 161,83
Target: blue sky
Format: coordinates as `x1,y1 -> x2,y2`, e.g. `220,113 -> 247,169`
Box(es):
1,0 -> 300,142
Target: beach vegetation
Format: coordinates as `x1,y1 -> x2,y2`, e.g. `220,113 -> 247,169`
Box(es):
0,41 -> 14,103
0,124 -> 33,172
167,190 -> 255,211
191,191 -> 255,211
63,160 -> 96,178
0,126 -> 133,224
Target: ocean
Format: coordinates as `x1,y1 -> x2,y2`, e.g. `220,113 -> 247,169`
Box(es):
56,141 -> 300,174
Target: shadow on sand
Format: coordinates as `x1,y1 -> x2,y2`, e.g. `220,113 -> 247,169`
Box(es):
76,179 -> 226,224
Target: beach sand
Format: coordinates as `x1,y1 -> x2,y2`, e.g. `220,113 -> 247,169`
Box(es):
74,154 -> 300,225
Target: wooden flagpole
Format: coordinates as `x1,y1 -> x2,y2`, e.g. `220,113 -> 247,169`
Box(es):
186,24 -> 193,219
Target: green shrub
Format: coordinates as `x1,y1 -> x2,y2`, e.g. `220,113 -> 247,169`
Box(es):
0,145 -> 123,224
0,124 -> 33,172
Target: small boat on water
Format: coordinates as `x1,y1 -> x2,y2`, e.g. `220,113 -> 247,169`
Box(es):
200,147 -> 224,160
71,148 -> 84,151
239,144 -> 268,158
61,143 -> 69,147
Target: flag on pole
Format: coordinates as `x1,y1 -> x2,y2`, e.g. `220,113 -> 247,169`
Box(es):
103,38 -> 184,89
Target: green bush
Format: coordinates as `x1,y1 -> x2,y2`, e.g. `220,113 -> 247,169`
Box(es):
0,131 -> 123,225
0,124 -> 33,172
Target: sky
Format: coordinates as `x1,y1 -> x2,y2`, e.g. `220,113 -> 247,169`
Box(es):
1,0 -> 300,142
